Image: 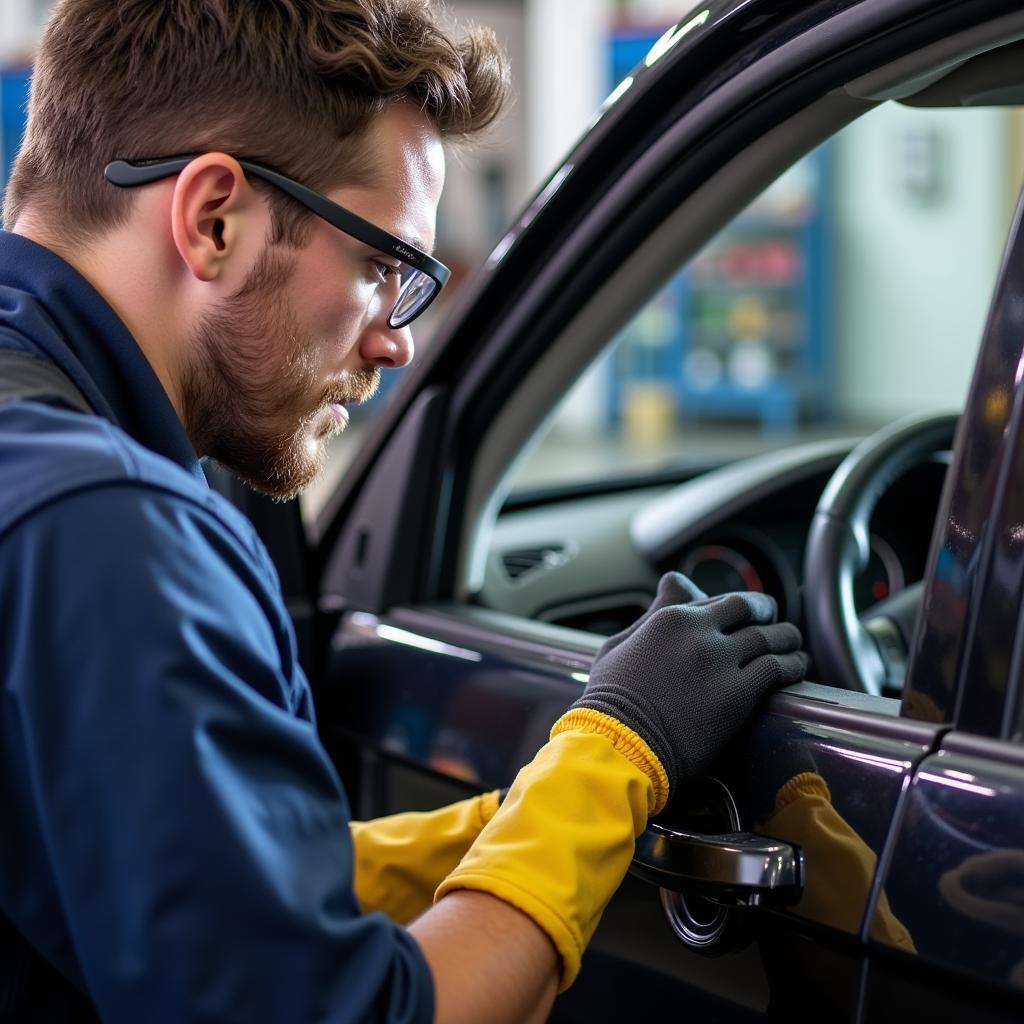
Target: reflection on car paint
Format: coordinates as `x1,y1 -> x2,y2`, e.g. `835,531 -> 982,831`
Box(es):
486,165 -> 575,269
873,750 -> 1024,993
757,771 -> 913,948
905,185 -> 1024,730
730,702 -> 933,940
326,612 -> 583,789
642,10 -> 712,70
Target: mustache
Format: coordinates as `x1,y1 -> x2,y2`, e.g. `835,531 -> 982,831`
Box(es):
319,367 -> 381,408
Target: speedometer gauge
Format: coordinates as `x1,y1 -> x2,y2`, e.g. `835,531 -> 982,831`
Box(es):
681,545 -> 765,596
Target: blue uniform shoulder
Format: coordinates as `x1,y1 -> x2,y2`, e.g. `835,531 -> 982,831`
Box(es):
0,400 -> 305,717
0,399 -> 260,557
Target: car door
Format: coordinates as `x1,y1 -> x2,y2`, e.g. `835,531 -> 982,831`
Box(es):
281,1 -> 1024,1020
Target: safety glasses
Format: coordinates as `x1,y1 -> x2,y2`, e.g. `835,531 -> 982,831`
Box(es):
104,155 -> 450,329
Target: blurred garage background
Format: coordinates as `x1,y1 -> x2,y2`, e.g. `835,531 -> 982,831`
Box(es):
4,0 -> 1023,521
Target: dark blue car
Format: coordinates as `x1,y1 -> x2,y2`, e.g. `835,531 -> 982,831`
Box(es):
222,1 -> 1024,1018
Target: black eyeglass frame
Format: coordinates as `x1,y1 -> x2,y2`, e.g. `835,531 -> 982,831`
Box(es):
104,155 -> 451,328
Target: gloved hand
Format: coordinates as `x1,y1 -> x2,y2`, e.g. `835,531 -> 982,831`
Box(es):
436,573 -> 807,989
557,571 -> 806,805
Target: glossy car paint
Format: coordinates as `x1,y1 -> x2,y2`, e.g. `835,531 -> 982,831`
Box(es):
861,173 -> 1024,1008
872,739 -> 1024,988
322,610 -> 590,792
735,695 -> 937,938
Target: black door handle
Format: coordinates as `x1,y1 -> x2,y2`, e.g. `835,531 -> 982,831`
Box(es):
631,822 -> 804,907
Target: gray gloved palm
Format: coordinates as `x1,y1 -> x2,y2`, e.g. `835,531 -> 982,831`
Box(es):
572,571 -> 806,801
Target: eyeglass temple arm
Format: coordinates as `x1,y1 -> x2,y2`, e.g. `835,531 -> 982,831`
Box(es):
104,157 -> 196,187
105,157 -> 449,286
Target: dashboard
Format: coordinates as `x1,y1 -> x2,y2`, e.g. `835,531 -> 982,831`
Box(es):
481,438 -> 948,639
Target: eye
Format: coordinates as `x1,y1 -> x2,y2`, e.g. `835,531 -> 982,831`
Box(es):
372,259 -> 402,285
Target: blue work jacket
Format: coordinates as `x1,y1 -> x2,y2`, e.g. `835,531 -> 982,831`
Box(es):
0,231 -> 433,1023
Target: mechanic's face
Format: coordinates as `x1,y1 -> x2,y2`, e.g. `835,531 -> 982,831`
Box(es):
183,104 -> 445,499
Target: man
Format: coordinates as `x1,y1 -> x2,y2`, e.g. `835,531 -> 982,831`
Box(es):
0,1 -> 807,1021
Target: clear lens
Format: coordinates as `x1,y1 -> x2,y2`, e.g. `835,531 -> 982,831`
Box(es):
389,269 -> 437,328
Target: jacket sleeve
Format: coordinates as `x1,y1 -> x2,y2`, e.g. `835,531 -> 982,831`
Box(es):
0,483 -> 433,1024
350,791 -> 501,924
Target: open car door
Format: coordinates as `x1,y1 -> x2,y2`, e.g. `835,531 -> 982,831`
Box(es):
226,1 -> 1024,1019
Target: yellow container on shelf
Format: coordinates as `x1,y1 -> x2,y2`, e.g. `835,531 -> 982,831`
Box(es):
622,382 -> 676,448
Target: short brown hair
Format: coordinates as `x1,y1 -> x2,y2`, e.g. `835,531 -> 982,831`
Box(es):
3,0 -> 509,246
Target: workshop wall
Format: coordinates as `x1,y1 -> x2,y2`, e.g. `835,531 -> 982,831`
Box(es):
833,103 -> 1009,425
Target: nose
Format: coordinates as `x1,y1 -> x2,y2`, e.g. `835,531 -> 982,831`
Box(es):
359,321 -> 415,369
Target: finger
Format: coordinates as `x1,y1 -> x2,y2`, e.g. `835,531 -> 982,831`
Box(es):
773,650 -> 808,685
702,591 -> 778,632
653,571 -> 708,606
744,650 -> 807,690
598,572 -> 707,656
734,622 -> 803,667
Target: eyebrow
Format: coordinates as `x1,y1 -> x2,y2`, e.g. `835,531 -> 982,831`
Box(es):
406,236 -> 434,258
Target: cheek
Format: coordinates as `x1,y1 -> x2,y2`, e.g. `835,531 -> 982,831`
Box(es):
289,251 -> 375,347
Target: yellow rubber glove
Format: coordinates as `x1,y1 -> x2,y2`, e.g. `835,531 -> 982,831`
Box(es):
351,790 -> 501,924
435,710 -> 665,989
762,772 -> 914,951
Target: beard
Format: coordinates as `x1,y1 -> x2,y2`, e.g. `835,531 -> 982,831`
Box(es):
181,247 -> 379,500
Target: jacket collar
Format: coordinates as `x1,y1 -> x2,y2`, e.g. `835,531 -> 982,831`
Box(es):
0,230 -> 205,483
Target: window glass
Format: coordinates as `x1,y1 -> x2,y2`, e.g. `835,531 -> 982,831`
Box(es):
511,103 -> 1021,492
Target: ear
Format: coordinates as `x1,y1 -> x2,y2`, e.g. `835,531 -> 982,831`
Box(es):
169,153 -> 265,284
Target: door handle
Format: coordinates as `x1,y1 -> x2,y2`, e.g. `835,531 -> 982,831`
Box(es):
631,822 -> 804,907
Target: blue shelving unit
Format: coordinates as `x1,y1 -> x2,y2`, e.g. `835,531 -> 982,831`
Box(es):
605,29 -> 833,435
1,67 -> 31,193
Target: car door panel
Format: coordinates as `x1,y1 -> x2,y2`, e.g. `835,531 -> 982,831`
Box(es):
863,959 -> 1024,1024
323,603 -> 946,1018
734,696 -> 939,940
319,607 -> 593,808
869,741 -> 1024,999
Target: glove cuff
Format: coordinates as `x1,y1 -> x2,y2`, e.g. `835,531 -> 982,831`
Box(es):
551,708 -> 670,815
774,771 -> 830,813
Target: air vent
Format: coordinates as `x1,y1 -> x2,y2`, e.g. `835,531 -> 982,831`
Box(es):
502,545 -> 568,580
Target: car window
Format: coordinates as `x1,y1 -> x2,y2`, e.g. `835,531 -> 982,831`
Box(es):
510,101 -> 1021,492
474,101 -> 1024,648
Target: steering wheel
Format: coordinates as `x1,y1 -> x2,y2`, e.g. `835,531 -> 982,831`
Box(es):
803,413 -> 958,694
